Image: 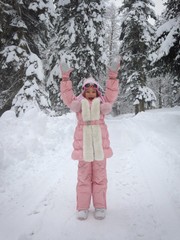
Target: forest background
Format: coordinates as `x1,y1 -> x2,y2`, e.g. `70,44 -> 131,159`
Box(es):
0,0 -> 179,117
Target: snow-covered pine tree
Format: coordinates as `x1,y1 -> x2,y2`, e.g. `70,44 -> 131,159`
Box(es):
105,3 -> 121,67
0,0 -> 55,116
57,0 -> 107,95
45,59 -> 64,115
0,0 -> 26,116
149,0 -> 180,106
12,53 -> 52,116
43,0 -> 68,116
117,0 -> 156,115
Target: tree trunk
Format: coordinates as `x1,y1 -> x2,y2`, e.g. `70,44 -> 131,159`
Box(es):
158,78 -> 162,108
139,99 -> 145,112
135,104 -> 139,115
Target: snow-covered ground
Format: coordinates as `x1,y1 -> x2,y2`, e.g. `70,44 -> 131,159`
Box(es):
0,107 -> 180,240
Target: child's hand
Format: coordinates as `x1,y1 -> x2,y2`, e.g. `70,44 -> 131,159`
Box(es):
60,65 -> 73,81
108,63 -> 120,80
108,70 -> 117,80
62,71 -> 71,81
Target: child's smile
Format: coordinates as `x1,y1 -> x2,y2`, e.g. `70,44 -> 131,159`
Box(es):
84,87 -> 97,101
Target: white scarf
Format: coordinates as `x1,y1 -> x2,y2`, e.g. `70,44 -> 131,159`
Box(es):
81,98 -> 104,162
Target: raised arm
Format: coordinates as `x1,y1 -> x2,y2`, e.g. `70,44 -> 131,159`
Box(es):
60,69 -> 81,112
60,67 -> 75,107
104,69 -> 119,103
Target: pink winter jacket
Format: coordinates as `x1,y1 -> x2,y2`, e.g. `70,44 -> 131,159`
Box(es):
60,79 -> 119,161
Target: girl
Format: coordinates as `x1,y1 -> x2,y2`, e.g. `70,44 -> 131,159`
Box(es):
60,70 -> 119,220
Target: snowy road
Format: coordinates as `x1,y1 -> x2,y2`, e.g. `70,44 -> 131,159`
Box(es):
0,108 -> 180,240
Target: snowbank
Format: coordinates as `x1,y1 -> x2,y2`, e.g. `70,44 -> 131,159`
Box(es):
0,107 -> 180,240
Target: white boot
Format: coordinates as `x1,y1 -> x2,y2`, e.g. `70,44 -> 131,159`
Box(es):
94,208 -> 106,220
77,210 -> 89,220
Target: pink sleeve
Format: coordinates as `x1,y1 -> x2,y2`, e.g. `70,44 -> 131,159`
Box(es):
70,100 -> 81,112
60,80 -> 75,108
104,79 -> 119,103
60,80 -> 81,112
100,102 -> 112,115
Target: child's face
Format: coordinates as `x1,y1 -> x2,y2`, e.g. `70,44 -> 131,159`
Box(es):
84,87 -> 97,101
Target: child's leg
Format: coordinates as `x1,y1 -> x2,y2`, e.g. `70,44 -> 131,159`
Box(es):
92,160 -> 107,209
76,161 -> 92,210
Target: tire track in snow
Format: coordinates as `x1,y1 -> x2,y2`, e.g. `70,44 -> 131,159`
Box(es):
108,114 -> 180,240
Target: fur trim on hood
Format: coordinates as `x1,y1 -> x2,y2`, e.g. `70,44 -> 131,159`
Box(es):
82,77 -> 99,87
77,77 -> 104,102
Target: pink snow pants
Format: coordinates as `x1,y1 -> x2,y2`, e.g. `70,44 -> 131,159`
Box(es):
76,160 -> 107,210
